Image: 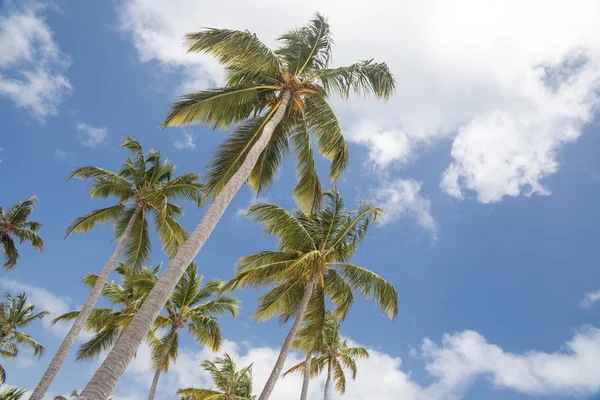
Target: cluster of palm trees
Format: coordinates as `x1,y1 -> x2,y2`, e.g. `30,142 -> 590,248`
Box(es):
1,12 -> 398,400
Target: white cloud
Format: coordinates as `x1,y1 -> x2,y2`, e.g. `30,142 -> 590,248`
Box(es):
580,289 -> 600,309
106,325 -> 600,400
76,123 -> 108,148
173,131 -> 197,150
0,2 -> 72,119
118,0 -> 600,204
421,326 -> 600,397
53,148 -> 75,162
373,179 -> 437,239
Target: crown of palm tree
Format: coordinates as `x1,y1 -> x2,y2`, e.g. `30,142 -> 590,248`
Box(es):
54,389 -> 113,400
0,197 -> 43,270
0,293 -> 48,384
284,311 -> 369,395
162,13 -> 395,212
52,262 -> 162,361
66,136 -> 202,269
226,189 -> 398,329
177,353 -> 255,400
151,263 -> 240,372
0,385 -> 28,400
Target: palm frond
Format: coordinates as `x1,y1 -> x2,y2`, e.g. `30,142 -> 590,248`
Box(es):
290,120 -> 322,213
65,205 -> 125,237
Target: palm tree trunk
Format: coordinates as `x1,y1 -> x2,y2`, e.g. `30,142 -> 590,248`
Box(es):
299,354 -> 311,400
323,361 -> 332,400
30,205 -> 142,400
147,328 -> 176,400
78,91 -> 292,400
258,279 -> 315,400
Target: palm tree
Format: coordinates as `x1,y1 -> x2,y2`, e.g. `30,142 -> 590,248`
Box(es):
284,312 -> 369,400
0,293 -> 47,384
225,189 -> 397,399
0,386 -> 27,400
30,137 -> 202,400
147,263 -> 239,400
79,13 -> 395,399
0,197 -> 43,270
177,353 -> 255,400
52,262 -> 161,361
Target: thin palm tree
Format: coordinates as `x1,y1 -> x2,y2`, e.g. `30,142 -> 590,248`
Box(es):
30,137 -> 202,400
225,189 -> 397,399
147,263 -> 239,400
80,13 -> 394,399
52,262 -> 161,361
284,312 -> 369,400
177,353 -> 255,400
0,293 -> 47,384
0,386 -> 28,400
0,197 -> 43,270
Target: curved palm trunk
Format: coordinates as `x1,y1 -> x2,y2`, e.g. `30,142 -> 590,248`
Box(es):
299,354 -> 311,400
258,279 -> 315,400
30,205 -> 142,400
78,91 -> 292,400
147,328 -> 176,400
323,361 -> 332,400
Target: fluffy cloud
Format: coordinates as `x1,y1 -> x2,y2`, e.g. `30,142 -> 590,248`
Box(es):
118,0 -> 600,204
173,131 -> 197,150
372,179 -> 436,238
107,326 -> 600,400
76,123 -> 108,148
580,289 -> 600,309
54,148 -> 75,163
0,2 -> 72,119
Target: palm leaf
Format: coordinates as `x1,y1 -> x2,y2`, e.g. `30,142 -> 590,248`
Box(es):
65,205 -> 125,237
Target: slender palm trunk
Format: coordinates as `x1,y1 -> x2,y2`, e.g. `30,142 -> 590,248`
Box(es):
258,279 -> 315,400
147,328 -> 176,400
323,361 -> 332,400
30,205 -> 142,400
299,354 -> 311,400
78,91 -> 292,400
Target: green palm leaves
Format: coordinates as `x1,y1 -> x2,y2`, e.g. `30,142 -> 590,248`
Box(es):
285,312 -> 369,397
148,263 -> 239,400
227,189 -> 397,323
66,136 -> 202,269
177,353 -> 255,400
0,293 -> 48,384
52,262 -> 160,361
162,13 -> 395,213
0,197 -> 43,270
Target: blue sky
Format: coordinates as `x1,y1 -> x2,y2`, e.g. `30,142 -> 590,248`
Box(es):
1,1 -> 600,399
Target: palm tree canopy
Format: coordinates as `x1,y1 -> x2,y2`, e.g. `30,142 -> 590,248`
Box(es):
52,262 -> 162,361
0,293 -> 48,384
0,196 -> 43,270
151,263 -> 240,372
66,136 -> 202,269
177,353 -> 255,400
162,13 -> 395,213
225,189 -> 397,342
54,389 -> 112,400
284,311 -> 369,394
0,386 -> 28,400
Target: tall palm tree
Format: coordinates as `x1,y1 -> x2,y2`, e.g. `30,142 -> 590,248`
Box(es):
0,197 -> 43,270
80,13 -> 395,399
284,312 -> 369,400
30,137 -> 202,400
225,189 -> 397,399
52,262 -> 161,361
177,353 -> 255,400
147,263 -> 239,400
0,293 -> 47,384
